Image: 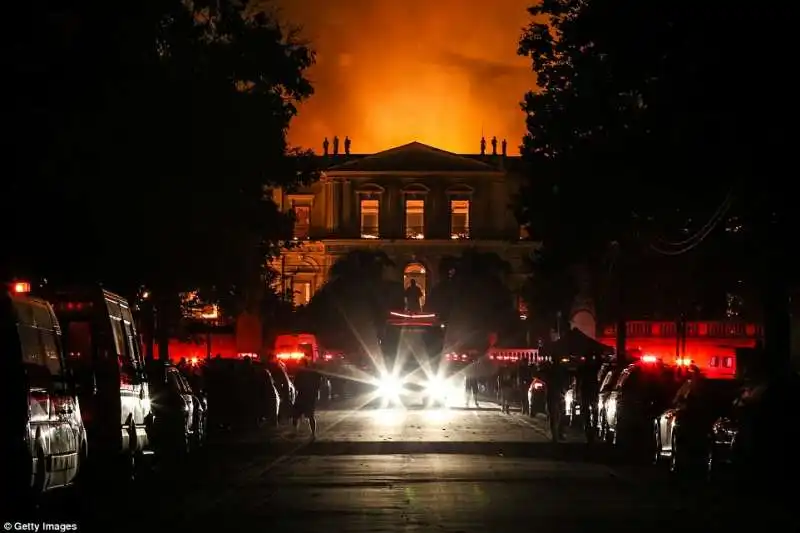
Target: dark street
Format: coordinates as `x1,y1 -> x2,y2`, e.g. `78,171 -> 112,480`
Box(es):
22,400 -> 792,533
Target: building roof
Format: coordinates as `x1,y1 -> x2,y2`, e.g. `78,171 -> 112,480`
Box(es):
322,141 -> 516,173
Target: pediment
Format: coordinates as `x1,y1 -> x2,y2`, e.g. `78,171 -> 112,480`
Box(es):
327,142 -> 500,173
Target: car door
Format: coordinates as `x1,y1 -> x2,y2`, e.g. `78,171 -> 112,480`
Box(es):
174,371 -> 194,434
661,381 -> 692,453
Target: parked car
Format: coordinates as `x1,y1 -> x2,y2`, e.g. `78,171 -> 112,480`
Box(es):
266,359 -> 296,420
204,358 -> 279,432
653,376 -> 740,475
147,361 -> 206,457
1,287 -> 86,502
708,373 -> 800,481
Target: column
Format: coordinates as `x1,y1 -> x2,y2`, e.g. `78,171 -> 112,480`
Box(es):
341,179 -> 352,236
333,179 -> 342,233
325,180 -> 335,232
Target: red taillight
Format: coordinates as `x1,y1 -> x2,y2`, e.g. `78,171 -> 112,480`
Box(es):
13,281 -> 31,293
60,301 -> 91,311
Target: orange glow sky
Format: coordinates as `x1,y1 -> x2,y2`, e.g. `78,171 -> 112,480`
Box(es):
276,0 -> 535,155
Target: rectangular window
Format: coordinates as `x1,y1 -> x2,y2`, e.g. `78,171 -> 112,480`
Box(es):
292,204 -> 311,239
292,281 -> 311,307
360,199 -> 379,238
405,199 -> 425,239
450,199 -> 470,239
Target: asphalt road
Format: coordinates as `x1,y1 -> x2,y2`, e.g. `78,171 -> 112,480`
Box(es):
20,401 -> 796,533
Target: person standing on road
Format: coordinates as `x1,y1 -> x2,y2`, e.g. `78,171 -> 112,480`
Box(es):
544,360 -> 568,442
464,364 -> 480,408
498,367 -> 514,414
292,357 -> 322,439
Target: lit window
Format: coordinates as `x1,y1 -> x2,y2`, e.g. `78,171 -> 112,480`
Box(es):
293,204 -> 310,239
405,199 -> 425,239
360,199 -> 379,238
450,199 -> 470,239
292,281 -> 311,306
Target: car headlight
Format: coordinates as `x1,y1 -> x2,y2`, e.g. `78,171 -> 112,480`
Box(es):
425,379 -> 448,399
376,375 -> 403,398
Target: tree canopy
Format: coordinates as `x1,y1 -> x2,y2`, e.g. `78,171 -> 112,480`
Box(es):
297,250 -> 401,354
6,0 -> 317,314
515,1 -> 793,325
427,250 -> 521,351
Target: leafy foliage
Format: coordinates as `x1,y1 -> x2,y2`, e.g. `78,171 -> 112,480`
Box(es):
427,250 -> 520,350
6,1 -> 317,310
515,1 -> 794,324
297,250 -> 401,353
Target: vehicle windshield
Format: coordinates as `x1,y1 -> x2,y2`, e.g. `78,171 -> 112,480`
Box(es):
379,324 -> 443,372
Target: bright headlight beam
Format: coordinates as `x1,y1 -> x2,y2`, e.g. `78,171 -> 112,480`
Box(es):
425,378 -> 448,399
377,375 -> 403,398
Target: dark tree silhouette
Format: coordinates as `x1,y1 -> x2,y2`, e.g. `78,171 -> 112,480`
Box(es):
297,250 -> 401,354
515,1 -> 793,334
427,250 -> 519,352
6,1 -> 318,354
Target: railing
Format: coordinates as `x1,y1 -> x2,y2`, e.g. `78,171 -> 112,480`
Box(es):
405,226 -> 425,239
487,348 -> 539,362
450,226 -> 470,239
360,226 -> 380,239
601,321 -> 762,339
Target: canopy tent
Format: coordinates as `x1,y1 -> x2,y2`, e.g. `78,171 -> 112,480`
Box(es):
543,327 -> 614,359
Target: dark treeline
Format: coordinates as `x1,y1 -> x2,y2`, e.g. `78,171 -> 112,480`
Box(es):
5,1 -> 319,338
515,0 -> 794,360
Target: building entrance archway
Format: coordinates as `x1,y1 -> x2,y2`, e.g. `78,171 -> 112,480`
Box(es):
403,262 -> 427,311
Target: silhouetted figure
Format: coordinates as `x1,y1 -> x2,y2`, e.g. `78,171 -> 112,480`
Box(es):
491,136 -> 498,155
465,365 -> 480,408
344,136 -> 351,155
501,138 -> 507,156
292,357 -> 322,438
540,361 -> 568,441
498,367 -> 514,414
332,136 -> 340,155
404,279 -> 423,313
322,137 -> 330,156
480,136 -> 486,155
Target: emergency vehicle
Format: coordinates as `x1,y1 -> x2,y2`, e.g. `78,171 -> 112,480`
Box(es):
371,311 -> 450,407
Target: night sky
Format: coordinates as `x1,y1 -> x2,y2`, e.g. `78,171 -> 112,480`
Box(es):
276,0 -> 535,154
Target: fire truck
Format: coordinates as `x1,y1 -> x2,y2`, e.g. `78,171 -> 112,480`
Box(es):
371,311 -> 453,407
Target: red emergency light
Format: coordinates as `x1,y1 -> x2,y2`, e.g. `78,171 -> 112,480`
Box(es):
13,281 -> 31,293
640,354 -> 658,363
276,352 -> 305,361
675,357 -> 693,366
